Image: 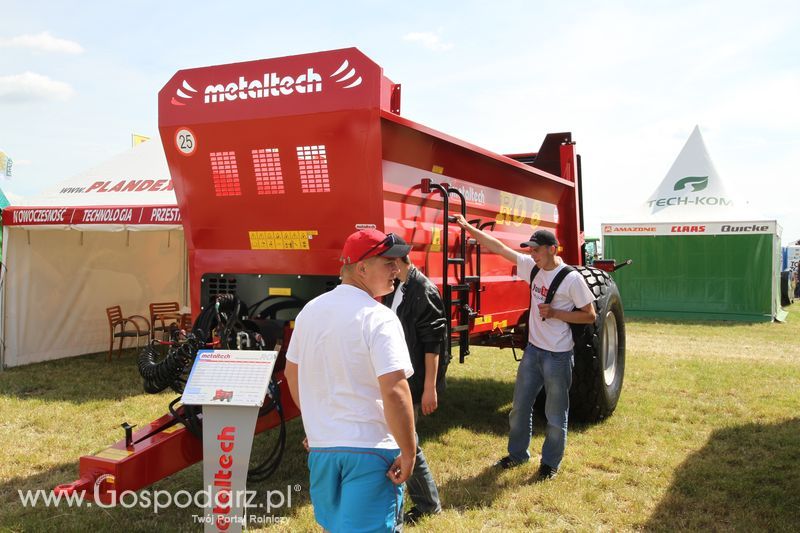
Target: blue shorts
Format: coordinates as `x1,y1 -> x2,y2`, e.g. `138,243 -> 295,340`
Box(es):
308,447 -> 403,533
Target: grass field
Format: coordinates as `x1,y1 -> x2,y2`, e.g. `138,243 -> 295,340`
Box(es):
1,304 -> 799,532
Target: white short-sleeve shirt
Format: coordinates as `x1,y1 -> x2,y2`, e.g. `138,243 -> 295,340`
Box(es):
285,284 -> 413,449
516,254 -> 595,352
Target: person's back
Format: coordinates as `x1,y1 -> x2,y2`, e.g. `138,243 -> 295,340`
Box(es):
291,284 -> 409,449
284,228 -> 417,533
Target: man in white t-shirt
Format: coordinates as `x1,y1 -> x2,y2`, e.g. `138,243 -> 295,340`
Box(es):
284,229 -> 416,532
454,215 -> 596,479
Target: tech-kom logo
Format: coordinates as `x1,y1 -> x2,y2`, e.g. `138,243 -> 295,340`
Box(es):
673,175 -> 709,192
170,58 -> 363,106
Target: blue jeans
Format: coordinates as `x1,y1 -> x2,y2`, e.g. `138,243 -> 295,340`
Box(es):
406,406 -> 441,514
507,343 -> 574,469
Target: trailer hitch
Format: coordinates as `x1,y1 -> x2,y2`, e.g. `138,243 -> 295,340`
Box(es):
591,259 -> 633,272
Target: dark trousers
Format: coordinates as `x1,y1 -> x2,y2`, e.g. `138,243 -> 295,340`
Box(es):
405,406 -> 442,514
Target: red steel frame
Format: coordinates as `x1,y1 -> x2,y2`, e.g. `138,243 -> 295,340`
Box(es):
56,47 -> 584,499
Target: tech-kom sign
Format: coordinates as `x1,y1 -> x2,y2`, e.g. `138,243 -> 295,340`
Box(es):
646,175 -> 732,209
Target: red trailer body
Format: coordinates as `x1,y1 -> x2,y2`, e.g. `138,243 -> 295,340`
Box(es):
157,47 -> 582,326
56,48 -> 625,501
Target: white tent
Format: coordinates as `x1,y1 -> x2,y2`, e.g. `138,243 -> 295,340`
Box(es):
0,141 -> 187,368
602,126 -> 784,322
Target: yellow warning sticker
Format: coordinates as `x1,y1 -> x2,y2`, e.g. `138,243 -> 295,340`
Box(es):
430,227 -> 442,252
269,287 -> 292,296
249,230 -> 318,250
432,165 -> 444,174
95,448 -> 132,461
161,425 -> 181,434
474,315 -> 493,326
493,320 -> 508,330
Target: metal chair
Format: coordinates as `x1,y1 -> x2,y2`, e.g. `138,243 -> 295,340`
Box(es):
149,301 -> 181,340
106,306 -> 151,361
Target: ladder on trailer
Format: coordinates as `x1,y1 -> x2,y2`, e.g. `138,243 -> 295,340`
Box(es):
420,178 -> 481,363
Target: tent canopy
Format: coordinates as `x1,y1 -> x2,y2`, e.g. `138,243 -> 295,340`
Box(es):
1,140 -> 180,231
621,125 -> 765,223
1,141 -> 186,368
603,126 -> 783,322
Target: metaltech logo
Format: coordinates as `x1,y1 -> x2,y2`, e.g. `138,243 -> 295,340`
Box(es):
170,59 -> 362,106
171,80 -> 198,106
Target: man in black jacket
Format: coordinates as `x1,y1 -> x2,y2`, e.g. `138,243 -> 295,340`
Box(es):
384,237 -> 449,523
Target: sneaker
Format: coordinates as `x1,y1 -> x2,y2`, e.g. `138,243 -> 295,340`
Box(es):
538,463 -> 558,479
494,456 -> 527,469
403,507 -> 439,525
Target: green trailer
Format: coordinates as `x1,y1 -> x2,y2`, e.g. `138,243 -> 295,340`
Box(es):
603,221 -> 784,322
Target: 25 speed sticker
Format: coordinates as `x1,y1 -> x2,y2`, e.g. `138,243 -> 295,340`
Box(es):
175,128 -> 197,156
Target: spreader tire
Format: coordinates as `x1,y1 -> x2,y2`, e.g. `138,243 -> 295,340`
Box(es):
569,267 -> 626,423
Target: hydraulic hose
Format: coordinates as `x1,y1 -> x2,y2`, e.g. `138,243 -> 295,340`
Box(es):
137,334 -> 204,394
135,293 -> 288,482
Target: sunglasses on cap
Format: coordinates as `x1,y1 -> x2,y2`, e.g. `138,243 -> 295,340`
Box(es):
357,233 -> 399,262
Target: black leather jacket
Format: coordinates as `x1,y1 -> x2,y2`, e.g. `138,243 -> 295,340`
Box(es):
384,267 -> 449,403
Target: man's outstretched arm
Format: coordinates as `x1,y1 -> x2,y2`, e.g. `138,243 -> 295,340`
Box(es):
453,214 -> 519,264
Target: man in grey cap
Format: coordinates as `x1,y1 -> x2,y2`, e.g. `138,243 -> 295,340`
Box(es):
382,234 -> 447,523
454,215 -> 595,479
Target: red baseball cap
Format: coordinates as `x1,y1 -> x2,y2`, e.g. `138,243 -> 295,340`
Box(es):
340,229 -> 412,264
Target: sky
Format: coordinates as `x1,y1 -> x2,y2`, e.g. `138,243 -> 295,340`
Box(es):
1,0 -> 798,244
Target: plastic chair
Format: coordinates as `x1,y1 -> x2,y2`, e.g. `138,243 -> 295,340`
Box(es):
178,312 -> 193,331
149,301 -> 181,340
106,306 -> 151,361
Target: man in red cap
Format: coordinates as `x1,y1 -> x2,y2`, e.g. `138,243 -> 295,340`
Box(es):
454,215 -> 596,480
285,228 -> 416,532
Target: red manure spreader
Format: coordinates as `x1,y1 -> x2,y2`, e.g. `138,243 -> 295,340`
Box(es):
56,48 -> 626,501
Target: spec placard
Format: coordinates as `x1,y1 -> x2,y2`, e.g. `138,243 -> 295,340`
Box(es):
182,350 -> 278,407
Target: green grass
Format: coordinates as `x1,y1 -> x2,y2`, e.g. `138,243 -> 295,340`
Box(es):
1,304 -> 799,532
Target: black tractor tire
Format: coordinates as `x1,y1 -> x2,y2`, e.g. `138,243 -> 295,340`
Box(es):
569,266 -> 626,423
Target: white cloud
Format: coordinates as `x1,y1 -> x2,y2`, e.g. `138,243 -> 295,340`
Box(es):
0,31 -> 84,54
0,72 -> 75,103
403,31 -> 454,52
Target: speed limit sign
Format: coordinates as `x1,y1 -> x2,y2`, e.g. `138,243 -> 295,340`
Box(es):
175,128 -> 197,156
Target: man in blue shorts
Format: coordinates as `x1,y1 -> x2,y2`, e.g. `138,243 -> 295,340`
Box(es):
285,228 -> 417,532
